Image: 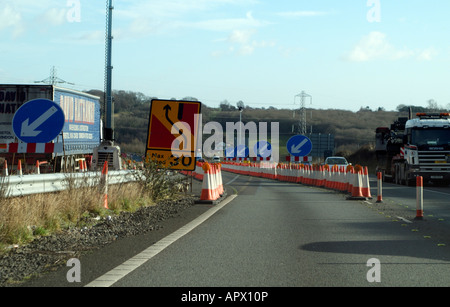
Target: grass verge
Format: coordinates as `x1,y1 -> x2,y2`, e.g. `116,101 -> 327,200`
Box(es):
0,160 -> 189,254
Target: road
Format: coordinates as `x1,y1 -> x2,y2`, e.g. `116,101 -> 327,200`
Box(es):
23,171 -> 450,290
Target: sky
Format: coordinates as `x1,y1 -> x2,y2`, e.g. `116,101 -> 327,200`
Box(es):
1,0 -> 450,112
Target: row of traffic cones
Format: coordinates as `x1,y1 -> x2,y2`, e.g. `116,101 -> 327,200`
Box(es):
220,161 -> 372,200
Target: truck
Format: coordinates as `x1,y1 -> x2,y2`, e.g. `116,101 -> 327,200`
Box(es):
0,84 -> 102,173
375,112 -> 450,186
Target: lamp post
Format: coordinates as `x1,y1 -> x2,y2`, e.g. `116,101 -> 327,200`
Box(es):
237,103 -> 244,146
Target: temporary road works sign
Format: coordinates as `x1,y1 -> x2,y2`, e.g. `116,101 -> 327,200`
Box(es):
145,99 -> 201,170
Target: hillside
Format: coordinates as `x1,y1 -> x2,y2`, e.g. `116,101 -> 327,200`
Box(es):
88,90 -> 409,161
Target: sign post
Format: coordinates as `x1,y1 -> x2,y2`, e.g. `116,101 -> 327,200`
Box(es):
145,99 -> 201,171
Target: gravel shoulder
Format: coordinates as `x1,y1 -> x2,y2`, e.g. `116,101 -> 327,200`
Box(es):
0,176 -> 209,287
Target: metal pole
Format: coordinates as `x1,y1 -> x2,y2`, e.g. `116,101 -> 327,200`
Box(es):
104,0 -> 114,142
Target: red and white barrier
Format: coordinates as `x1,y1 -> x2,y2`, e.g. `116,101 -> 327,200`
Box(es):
221,161 -> 372,201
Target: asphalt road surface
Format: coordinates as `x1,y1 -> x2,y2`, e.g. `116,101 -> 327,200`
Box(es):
24,171 -> 450,289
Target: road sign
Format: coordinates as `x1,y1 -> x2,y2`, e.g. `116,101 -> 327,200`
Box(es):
145,99 -> 201,170
225,147 -> 235,158
236,145 -> 249,158
287,135 -> 312,157
12,98 -> 65,143
254,141 -> 272,158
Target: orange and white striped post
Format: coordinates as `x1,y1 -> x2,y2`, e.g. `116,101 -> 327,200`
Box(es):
415,176 -> 424,220
376,172 -> 383,203
101,161 -> 109,209
2,160 -> 8,176
17,160 -> 23,176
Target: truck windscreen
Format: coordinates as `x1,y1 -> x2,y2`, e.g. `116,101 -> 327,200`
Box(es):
411,128 -> 450,146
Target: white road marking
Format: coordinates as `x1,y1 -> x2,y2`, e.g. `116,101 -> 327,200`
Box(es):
225,175 -> 240,185
396,216 -> 413,223
85,194 -> 238,287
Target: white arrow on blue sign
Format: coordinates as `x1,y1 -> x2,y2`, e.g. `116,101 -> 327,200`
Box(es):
12,99 -> 65,143
236,144 -> 249,158
254,140 -> 272,158
286,135 -> 312,157
225,147 -> 235,158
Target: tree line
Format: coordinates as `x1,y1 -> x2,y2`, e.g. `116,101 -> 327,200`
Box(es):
86,89 -> 448,156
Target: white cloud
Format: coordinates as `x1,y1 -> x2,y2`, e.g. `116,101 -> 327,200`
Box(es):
417,47 -> 438,61
345,31 -> 414,62
116,0 -> 269,38
188,11 -> 268,32
39,8 -> 67,26
229,29 -> 255,44
276,11 -> 330,18
0,4 -> 24,37
212,28 -> 275,56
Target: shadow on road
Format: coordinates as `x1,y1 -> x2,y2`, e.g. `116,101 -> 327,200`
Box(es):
300,239 -> 450,262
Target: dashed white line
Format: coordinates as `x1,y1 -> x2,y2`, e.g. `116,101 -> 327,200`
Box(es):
396,216 -> 413,224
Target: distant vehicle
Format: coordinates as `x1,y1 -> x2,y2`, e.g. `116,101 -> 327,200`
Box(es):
0,84 -> 101,173
324,156 -> 349,167
196,156 -> 205,162
376,112 -> 450,186
212,156 -> 221,163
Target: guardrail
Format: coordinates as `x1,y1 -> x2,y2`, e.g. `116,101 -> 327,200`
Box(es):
0,170 -> 137,197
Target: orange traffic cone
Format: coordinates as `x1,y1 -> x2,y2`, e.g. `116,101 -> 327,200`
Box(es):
200,163 -> 219,202
361,166 -> 372,198
347,167 -> 366,200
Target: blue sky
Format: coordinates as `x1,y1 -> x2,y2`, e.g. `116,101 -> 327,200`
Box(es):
1,0 -> 449,112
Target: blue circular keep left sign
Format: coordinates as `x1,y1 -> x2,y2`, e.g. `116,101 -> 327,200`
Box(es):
12,99 -> 65,143
287,135 -> 312,157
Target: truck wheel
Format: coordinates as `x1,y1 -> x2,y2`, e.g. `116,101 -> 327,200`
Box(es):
394,165 -> 399,185
400,164 -> 406,185
55,157 -> 63,172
